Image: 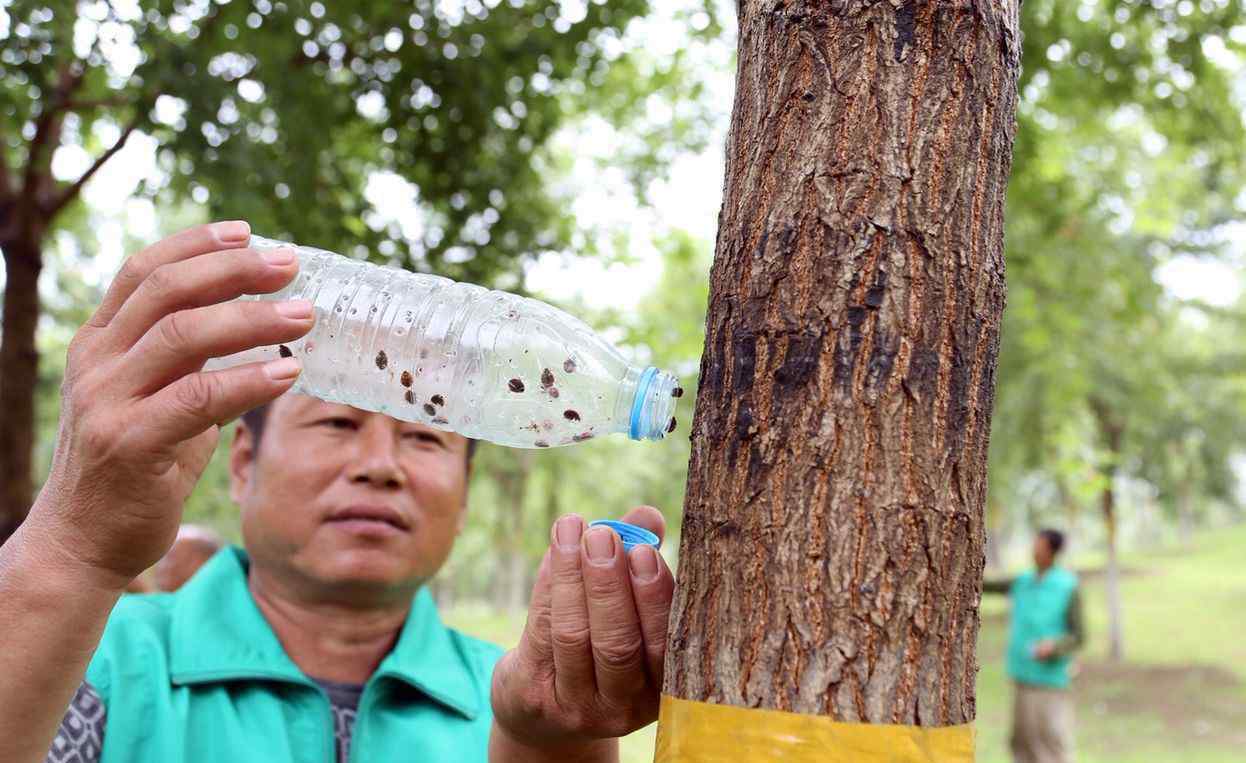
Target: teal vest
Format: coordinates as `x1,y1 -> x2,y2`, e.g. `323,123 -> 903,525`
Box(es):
1005,567 -> 1078,688
85,547 -> 503,762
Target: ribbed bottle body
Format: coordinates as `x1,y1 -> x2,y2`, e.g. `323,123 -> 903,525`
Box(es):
207,236 -> 680,448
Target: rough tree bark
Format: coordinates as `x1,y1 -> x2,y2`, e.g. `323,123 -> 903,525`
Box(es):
664,0 -> 1020,727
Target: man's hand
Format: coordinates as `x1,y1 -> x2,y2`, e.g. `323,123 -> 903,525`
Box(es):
1033,639 -> 1057,661
490,506 -> 675,762
26,221 -> 313,590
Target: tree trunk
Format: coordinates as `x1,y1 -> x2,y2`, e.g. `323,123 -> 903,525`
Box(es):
1177,468 -> 1194,549
493,450 -> 533,613
543,455 -> 562,531
984,495 -> 1004,572
663,0 -> 1019,730
0,237 -> 43,543
984,528 -> 1002,573
506,544 -> 528,614
1101,477 -> 1124,661
1091,398 -> 1125,662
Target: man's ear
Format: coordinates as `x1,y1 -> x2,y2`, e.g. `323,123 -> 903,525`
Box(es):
229,423 -> 258,504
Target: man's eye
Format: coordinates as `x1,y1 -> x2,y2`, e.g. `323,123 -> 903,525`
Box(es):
320,417 -> 357,430
403,431 -> 445,447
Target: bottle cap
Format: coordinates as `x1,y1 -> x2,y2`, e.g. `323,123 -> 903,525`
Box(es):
588,520 -> 661,551
629,366 -> 681,441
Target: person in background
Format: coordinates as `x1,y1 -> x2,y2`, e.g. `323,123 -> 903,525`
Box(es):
984,528 -> 1085,763
124,572 -> 156,594
153,524 -> 225,592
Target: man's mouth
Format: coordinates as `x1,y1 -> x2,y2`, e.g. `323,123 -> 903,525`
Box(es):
326,505 -> 411,533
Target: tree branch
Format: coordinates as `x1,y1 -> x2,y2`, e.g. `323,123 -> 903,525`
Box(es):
21,62 -> 83,197
62,96 -> 133,112
43,117 -> 141,220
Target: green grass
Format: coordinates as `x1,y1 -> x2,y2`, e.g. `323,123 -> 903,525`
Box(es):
445,524 -> 1246,762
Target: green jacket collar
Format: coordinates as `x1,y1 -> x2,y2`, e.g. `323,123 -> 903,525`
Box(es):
168,546 -> 481,719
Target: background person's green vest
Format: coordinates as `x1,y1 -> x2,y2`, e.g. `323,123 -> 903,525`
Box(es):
85,548 -> 502,762
1006,567 -> 1078,689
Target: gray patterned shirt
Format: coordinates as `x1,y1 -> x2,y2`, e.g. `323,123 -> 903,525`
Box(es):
46,678 -> 363,763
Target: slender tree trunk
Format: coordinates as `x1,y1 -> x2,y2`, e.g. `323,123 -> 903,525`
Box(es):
1101,478 -> 1124,661
506,544 -> 527,614
0,237 -> 43,543
1177,468 -> 1194,549
663,0 -> 1019,727
984,496 -> 1003,572
984,530 -> 1002,573
493,451 -> 533,613
1091,398 -> 1125,662
543,457 -> 562,531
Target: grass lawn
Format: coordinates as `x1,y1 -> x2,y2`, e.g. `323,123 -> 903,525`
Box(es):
444,524 -> 1246,762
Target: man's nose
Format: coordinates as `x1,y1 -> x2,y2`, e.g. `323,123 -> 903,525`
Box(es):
346,420 -> 406,489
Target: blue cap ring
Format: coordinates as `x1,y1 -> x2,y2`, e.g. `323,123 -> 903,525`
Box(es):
588,520 -> 661,552
628,366 -> 659,440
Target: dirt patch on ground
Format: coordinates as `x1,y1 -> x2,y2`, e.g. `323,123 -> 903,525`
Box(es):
1077,662 -> 1246,747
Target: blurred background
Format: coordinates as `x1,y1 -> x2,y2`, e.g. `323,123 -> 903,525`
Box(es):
3,1 -> 1246,761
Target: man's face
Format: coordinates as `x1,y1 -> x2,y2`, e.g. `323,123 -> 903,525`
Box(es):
230,394 -> 471,600
1033,535 -> 1054,569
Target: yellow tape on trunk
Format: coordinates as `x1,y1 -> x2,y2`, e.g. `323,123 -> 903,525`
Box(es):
654,694 -> 975,762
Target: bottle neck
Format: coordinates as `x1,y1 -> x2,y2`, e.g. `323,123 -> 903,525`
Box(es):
614,366 -> 680,441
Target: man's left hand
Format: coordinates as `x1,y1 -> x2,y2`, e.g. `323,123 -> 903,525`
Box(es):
490,506 -> 674,761
1033,639 -> 1058,660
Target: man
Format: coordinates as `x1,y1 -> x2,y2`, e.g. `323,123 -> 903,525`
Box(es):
0,222 -> 675,762
984,528 -> 1084,763
153,524 -> 225,591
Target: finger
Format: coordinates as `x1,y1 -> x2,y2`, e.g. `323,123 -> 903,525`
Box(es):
619,505 -> 666,546
134,357 -> 302,446
627,544 -> 675,687
549,514 -> 596,707
102,245 -> 299,353
517,549 -> 555,675
89,221 -> 252,329
580,524 -> 649,706
122,299 -> 315,395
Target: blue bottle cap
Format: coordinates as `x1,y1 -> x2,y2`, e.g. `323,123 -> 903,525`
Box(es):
588,520 -> 661,552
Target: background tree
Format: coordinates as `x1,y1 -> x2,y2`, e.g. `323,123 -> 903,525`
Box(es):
988,0 -> 1246,660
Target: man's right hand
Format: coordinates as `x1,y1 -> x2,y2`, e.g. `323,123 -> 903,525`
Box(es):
26,220 -> 313,590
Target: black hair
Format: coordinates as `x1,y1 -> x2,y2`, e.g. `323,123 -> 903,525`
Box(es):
239,403 -> 479,463
1038,528 -> 1066,556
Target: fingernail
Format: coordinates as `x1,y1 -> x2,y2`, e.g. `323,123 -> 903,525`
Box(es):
214,220 -> 250,243
584,527 -> 615,563
263,357 -> 302,381
555,515 -> 583,549
275,300 -> 313,320
628,545 -> 660,582
261,247 -> 296,267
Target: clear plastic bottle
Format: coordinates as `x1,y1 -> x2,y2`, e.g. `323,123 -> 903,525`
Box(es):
206,235 -> 682,449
